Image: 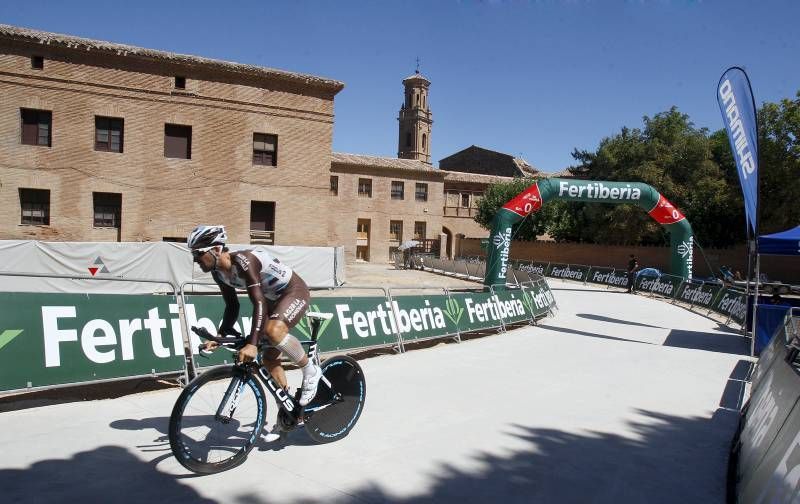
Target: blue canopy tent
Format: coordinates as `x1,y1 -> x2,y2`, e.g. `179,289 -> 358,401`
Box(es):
752,225 -> 799,354
758,225 -> 800,256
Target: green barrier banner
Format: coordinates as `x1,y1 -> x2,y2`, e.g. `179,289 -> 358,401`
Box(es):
548,264 -> 590,282
493,289 -> 533,324
545,262 -> 567,277
713,289 -> 748,325
512,260 -> 547,278
0,292 -> 185,392
0,283 -> 558,391
586,267 -> 630,289
675,282 -> 723,309
645,274 -> 683,299
388,294 -> 460,341
447,291 -> 521,332
522,282 -> 556,318
636,275 -> 679,298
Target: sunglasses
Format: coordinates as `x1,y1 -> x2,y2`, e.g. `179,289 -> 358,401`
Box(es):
192,248 -> 211,260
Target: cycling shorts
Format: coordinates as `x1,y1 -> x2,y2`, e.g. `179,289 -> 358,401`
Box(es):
266,274 -> 310,330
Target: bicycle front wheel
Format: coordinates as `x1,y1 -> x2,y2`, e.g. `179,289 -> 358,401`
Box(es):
169,366 -> 266,474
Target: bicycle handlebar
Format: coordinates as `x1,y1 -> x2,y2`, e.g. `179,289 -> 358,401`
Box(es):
191,326 -> 246,350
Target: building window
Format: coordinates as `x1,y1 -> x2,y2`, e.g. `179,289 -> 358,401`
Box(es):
389,220 -> 403,241
164,124 -> 191,159
175,76 -> 186,89
19,188 -> 50,225
21,108 -> 51,147
414,221 -> 426,240
461,193 -> 471,208
93,192 -> 121,228
330,176 -> 339,196
250,201 -> 276,245
31,55 -> 44,69
391,181 -> 404,200
253,133 -> 277,166
422,133 -> 427,150
358,178 -> 372,198
406,132 -> 412,148
415,183 -> 428,202
95,116 -> 124,153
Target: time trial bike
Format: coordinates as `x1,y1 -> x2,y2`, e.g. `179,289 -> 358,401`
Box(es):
168,312 -> 366,474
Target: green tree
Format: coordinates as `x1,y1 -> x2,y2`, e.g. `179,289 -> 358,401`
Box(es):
566,107 -> 748,247
474,177 -> 553,241
757,92 -> 800,234
474,94 -> 800,248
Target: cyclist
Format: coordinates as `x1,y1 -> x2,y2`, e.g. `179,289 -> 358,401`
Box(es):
187,225 -> 322,406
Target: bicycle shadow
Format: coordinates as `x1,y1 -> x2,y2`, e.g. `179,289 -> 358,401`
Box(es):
109,414 -> 317,457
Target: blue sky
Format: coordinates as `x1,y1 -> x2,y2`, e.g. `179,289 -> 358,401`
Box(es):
2,1 -> 798,172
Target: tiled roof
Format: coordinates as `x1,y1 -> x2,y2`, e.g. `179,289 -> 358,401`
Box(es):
543,168 -> 576,178
331,152 -> 442,174
439,170 -> 515,184
512,157 -> 539,176
403,71 -> 430,84
0,24 -> 344,92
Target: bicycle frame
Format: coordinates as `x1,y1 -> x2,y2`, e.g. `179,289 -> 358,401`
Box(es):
217,316 -> 329,424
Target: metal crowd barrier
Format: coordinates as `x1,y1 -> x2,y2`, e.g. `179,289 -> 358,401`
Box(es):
455,257 -> 750,330
0,267 -> 560,394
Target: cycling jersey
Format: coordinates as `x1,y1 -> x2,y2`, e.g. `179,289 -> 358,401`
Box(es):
213,248 -> 293,300
212,248 -> 297,345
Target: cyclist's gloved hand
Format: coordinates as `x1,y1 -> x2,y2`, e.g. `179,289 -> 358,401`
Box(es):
238,343 -> 258,363
202,340 -> 219,352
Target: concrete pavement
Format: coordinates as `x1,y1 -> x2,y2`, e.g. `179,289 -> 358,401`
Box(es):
0,276 -> 751,503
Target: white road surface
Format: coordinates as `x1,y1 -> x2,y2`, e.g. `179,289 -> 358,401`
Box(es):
0,277 -> 752,504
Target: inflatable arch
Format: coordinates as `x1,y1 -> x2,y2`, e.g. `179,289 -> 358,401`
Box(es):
485,178 -> 694,286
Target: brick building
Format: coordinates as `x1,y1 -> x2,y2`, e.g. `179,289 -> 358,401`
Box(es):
0,24 -> 342,245
0,25 -> 538,263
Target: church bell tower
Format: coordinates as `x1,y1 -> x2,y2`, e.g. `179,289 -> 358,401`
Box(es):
397,69 -> 432,164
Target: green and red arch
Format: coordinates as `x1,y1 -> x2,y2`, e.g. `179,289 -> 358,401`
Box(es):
485,178 -> 694,286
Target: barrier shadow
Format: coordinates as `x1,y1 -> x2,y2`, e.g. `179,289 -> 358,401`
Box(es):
277,408 -> 739,504
536,324 -> 653,346
576,313 -> 664,329
662,329 -> 751,356
0,445 -> 216,503
719,360 -> 754,411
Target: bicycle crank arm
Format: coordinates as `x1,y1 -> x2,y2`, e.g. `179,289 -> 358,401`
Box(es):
303,393 -> 344,413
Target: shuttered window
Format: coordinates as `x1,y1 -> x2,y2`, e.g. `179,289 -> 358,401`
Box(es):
253,133 -> 277,166
93,192 -> 121,228
20,188 -> 50,225
164,124 -> 191,159
21,109 -> 51,147
391,181 -> 404,200
95,117 -> 124,153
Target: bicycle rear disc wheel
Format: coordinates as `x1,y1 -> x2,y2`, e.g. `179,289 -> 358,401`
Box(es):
169,366 -> 266,474
304,355 -> 366,443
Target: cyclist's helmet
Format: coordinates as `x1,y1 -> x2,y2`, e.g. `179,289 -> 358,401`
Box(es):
187,225 -> 227,250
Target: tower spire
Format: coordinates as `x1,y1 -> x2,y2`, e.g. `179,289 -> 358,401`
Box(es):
397,69 -> 433,164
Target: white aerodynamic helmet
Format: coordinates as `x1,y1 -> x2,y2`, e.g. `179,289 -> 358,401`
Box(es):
187,225 -> 227,250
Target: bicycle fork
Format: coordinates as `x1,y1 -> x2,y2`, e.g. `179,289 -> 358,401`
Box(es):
216,376 -> 246,423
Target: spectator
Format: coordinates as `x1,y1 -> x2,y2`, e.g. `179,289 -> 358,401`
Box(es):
627,254 -> 638,293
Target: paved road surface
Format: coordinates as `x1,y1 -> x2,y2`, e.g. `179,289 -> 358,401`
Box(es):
0,274 -> 751,503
